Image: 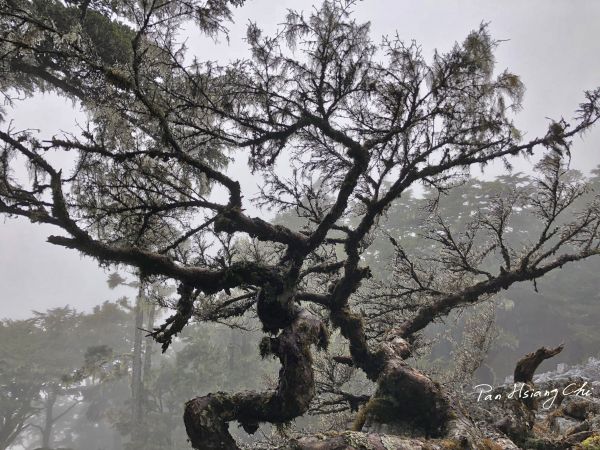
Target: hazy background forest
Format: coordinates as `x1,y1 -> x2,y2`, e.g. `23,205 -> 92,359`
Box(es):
2,1 -> 600,449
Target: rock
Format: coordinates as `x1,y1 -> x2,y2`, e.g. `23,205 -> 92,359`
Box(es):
555,416 -> 579,434
563,399 -> 599,420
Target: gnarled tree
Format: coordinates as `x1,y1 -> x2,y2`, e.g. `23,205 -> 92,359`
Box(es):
2,0 -> 600,448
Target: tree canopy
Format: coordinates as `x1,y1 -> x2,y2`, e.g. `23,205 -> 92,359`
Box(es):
2,1 -> 600,449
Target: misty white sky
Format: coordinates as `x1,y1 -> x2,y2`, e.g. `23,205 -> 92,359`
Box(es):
2,0 -> 600,319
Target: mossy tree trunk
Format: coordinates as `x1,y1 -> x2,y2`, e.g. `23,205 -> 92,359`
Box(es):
184,309 -> 328,450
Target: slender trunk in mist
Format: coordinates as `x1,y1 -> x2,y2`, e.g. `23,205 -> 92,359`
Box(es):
228,328 -> 238,373
143,303 -> 156,382
131,280 -> 145,446
40,387 -> 57,449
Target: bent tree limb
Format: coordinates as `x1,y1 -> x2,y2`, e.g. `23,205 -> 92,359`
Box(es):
184,309 -> 328,450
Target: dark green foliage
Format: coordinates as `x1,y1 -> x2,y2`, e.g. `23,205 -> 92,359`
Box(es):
30,0 -> 134,65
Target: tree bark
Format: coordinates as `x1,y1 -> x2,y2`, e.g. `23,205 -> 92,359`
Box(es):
514,344 -> 564,384
513,343 -> 564,411
356,360 -> 451,437
184,309 -> 328,450
337,328 -> 452,437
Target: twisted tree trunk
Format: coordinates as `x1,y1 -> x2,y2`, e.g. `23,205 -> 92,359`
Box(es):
327,317 -> 453,438
184,309 -> 328,450
350,331 -> 451,437
357,361 -> 451,437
